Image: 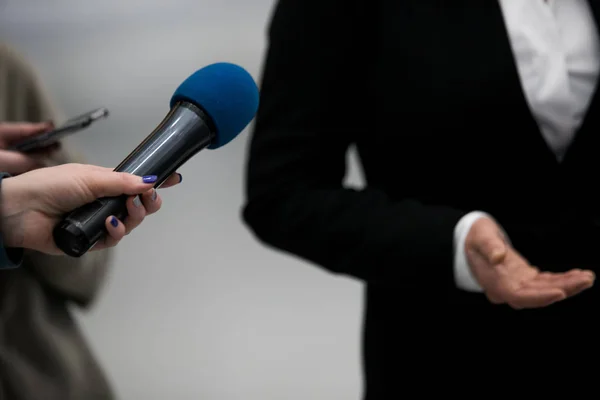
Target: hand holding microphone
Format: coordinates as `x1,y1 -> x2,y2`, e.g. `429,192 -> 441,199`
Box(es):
53,62 -> 259,257
1,164 -> 182,256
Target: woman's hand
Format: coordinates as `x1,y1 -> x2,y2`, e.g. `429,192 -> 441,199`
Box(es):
1,163 -> 182,255
0,121 -> 58,175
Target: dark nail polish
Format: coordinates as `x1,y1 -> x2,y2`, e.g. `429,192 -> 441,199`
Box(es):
178,173 -> 183,183
151,189 -> 157,201
110,216 -> 118,227
142,175 -> 157,184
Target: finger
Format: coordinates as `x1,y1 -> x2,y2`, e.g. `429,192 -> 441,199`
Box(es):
525,271 -> 595,297
140,188 -> 162,215
505,288 -> 567,309
80,170 -> 159,199
0,149 -> 45,175
475,236 -> 507,264
102,215 -> 126,248
535,269 -> 595,281
123,195 -> 147,234
158,172 -> 183,189
467,218 -> 508,264
0,121 -> 53,142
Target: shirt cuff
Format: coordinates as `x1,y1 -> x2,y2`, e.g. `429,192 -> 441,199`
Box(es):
453,211 -> 490,292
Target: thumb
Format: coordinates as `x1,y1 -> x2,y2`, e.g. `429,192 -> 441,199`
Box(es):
0,121 -> 53,143
0,149 -> 44,175
476,237 -> 507,264
83,169 -> 158,199
467,218 -> 508,265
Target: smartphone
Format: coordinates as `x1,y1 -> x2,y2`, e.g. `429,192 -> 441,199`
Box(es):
10,107 -> 110,153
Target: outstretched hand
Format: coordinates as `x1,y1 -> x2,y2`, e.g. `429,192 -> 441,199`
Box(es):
465,217 -> 595,309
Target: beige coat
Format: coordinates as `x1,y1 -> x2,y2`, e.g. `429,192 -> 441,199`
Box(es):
0,42 -> 115,400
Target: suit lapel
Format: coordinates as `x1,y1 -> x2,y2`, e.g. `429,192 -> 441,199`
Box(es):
561,0 -> 600,165
485,0 -> 561,166
483,0 -> 600,167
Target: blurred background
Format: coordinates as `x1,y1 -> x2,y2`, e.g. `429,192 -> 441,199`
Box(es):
0,1 -> 365,399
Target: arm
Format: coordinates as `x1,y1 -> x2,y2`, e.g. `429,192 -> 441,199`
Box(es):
0,41 -> 112,306
24,144 -> 114,307
242,0 -> 467,288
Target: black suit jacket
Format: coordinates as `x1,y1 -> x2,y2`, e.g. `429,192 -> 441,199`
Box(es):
243,0 -> 600,396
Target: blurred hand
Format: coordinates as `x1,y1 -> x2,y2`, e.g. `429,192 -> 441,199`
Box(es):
465,217 -> 595,309
0,121 -> 58,175
1,163 -> 182,255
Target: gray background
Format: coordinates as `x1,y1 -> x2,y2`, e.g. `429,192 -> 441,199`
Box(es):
0,1 -> 366,399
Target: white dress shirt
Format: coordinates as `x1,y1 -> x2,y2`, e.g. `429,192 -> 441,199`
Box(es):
454,0 -> 600,292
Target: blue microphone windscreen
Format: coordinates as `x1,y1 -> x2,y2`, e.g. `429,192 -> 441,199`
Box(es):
170,62 -> 259,149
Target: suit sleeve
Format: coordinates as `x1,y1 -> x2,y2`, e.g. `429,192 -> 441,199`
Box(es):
242,0 -> 467,288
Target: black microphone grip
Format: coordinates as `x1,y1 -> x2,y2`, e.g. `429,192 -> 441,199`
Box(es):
53,102 -> 215,257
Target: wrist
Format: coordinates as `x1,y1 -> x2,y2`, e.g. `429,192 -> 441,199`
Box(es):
454,211 -> 489,292
1,176 -> 29,249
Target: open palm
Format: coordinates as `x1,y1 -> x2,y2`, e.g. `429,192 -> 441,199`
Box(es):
466,217 -> 595,309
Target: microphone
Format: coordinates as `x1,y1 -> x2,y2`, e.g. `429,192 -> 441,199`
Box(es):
53,62 -> 259,257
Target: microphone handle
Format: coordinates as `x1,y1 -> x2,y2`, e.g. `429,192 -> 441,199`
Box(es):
53,102 -> 214,257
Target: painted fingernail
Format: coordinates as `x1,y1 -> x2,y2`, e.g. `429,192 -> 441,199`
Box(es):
151,189 -> 157,201
143,175 -> 157,184
110,216 -> 119,227
133,196 -> 142,207
178,173 -> 183,183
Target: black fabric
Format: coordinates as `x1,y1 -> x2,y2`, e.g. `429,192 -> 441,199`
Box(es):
243,0 -> 600,396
